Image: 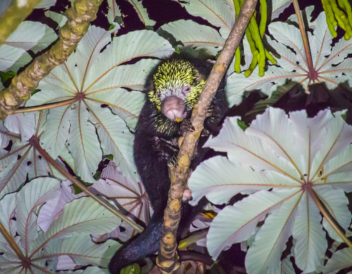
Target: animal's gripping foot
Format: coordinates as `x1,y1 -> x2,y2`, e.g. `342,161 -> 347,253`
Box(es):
179,119 -> 195,135
206,105 -> 213,118
168,154 -> 178,167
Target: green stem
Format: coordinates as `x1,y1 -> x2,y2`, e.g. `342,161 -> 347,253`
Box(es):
178,229 -> 208,251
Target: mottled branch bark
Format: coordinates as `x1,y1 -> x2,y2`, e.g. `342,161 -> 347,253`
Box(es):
0,0 -> 42,48
156,0 -> 259,273
0,0 -> 104,120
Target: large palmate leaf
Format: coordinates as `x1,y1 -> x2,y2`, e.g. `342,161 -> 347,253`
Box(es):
37,162 -> 151,244
0,113 -> 67,200
0,21 -> 57,72
24,25 -> 174,182
227,6 -> 352,107
0,177 -> 120,273
189,107 -> 352,274
96,162 -> 152,238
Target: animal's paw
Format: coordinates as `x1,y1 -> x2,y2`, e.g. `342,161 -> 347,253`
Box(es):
167,154 -> 178,167
205,105 -> 214,118
179,119 -> 195,135
182,189 -> 192,202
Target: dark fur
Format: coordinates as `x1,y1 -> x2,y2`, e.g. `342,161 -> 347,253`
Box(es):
108,56 -> 228,273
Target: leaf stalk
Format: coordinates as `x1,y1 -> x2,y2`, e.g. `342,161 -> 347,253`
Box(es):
30,138 -> 143,233
293,0 -> 315,89
13,98 -> 78,114
307,185 -> 352,248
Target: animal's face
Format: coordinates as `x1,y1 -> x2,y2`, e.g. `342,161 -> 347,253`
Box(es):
148,59 -> 205,122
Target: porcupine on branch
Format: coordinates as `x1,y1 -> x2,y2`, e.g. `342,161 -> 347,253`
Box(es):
108,55 -> 228,273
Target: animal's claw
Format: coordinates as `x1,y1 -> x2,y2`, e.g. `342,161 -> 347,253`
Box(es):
167,154 -> 178,167
179,119 -> 194,135
206,105 -> 213,118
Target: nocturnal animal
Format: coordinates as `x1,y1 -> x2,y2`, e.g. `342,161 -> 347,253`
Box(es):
108,56 -> 228,273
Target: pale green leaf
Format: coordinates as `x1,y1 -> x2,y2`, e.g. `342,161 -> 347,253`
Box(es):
0,150 -> 30,199
192,107 -> 352,273
309,11 -> 333,70
0,126 -> 21,171
245,194 -> 300,274
36,0 -> 56,9
45,11 -> 68,28
107,0 -> 121,24
323,146 -> 352,191
247,108 -> 306,175
0,44 -> 30,72
0,193 -> 16,242
280,256 -> 295,274
189,156 -> 292,205
207,190 -> 299,259
226,66 -> 295,107
272,0 -> 292,20
25,26 -> 173,180
86,102 -> 137,180
40,106 -> 72,159
31,197 -> 121,256
268,22 -> 307,70
205,115 -> 301,180
86,30 -> 173,90
4,113 -> 36,142
181,0 -> 234,37
68,103 -> 102,183
310,112 -> 352,178
292,192 -> 326,272
159,20 -> 225,55
93,177 -> 150,227
44,237 -> 120,268
16,178 -> 60,252
128,0 -> 155,27
324,248 -> 352,274
316,186 -> 351,242
0,19 -> 56,70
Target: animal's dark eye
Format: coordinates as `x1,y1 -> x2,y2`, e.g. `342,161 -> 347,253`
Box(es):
183,86 -> 191,94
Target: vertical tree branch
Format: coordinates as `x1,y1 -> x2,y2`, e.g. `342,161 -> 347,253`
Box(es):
156,0 -> 259,273
0,0 -> 104,120
0,0 -> 42,47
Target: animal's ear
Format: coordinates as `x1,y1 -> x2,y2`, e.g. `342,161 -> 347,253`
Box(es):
195,72 -> 207,84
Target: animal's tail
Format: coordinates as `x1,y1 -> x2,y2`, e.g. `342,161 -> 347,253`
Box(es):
108,198 -> 207,274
